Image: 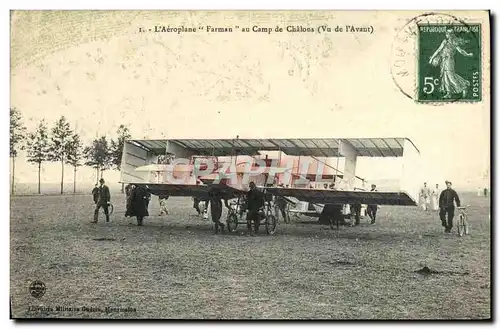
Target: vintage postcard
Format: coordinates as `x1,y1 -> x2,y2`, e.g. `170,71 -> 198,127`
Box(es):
9,10 -> 491,320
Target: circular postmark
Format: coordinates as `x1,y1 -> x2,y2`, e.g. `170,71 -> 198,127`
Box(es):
29,280 -> 46,298
390,12 -> 482,104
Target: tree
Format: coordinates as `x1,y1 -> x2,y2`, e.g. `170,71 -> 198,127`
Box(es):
48,116 -> 74,195
84,136 -> 112,183
67,133 -> 84,194
110,124 -> 131,193
10,107 -> 27,195
26,120 -> 50,194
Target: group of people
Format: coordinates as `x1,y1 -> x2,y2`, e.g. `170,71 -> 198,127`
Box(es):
123,183 -> 153,226
92,179 -> 462,234
92,179 -> 168,226
92,180 -> 152,226
419,182 -> 443,211
348,184 -> 379,225
191,182 -> 269,235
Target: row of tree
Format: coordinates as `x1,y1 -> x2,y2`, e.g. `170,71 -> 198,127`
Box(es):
9,107 -> 131,195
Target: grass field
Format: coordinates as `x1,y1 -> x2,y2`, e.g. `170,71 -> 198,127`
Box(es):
10,192 -> 491,319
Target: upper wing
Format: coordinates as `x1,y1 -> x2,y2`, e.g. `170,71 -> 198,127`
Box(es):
264,187 -> 417,206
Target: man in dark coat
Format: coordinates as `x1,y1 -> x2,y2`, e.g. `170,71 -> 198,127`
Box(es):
439,180 -> 461,233
274,195 -> 290,224
91,184 -> 99,204
245,182 -> 265,234
127,185 -> 150,226
209,190 -> 225,233
92,178 -> 111,223
350,203 -> 362,225
124,184 -> 133,217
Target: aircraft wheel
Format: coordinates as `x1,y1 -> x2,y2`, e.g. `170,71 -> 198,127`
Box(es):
227,212 -> 239,233
266,214 -> 277,235
457,213 -> 468,237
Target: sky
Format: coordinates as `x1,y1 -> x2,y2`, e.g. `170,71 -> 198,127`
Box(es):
9,10 -> 491,191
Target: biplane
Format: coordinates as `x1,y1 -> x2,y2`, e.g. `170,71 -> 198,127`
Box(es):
119,137 -> 421,233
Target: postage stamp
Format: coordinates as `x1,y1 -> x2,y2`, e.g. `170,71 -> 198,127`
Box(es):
417,23 -> 482,102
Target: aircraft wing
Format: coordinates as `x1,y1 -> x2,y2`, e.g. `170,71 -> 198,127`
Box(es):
133,183 -> 211,198
135,180 -> 247,200
264,187 -> 417,206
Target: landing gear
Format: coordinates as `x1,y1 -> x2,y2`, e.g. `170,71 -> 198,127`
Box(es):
265,214 -> 278,235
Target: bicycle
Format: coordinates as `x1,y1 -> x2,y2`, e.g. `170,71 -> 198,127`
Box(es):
226,196 -> 278,235
456,206 -> 469,237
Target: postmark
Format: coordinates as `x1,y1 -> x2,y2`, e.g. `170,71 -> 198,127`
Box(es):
29,280 -> 46,298
390,12 -> 482,104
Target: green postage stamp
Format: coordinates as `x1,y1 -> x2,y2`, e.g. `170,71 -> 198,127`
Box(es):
417,23 -> 481,102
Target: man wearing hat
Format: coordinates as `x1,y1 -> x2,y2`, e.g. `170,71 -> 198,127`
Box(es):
438,180 -> 461,233
92,178 -> 111,223
367,184 -> 378,224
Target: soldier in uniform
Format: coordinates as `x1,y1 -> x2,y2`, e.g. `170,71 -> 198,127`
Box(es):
439,180 -> 461,233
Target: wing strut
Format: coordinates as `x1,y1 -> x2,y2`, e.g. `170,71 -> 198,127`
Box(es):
310,155 -> 367,185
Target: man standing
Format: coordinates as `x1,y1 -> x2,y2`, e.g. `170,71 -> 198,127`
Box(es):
351,203 -> 362,226
420,182 -> 431,211
274,195 -> 290,224
431,184 -> 440,211
92,178 -> 111,223
245,182 -> 264,235
367,184 -> 378,224
127,185 -> 150,226
209,190 -> 225,233
144,185 -> 151,209
125,184 -> 134,217
158,194 -> 169,216
125,183 -> 133,200
91,184 -> 99,205
439,180 -> 461,233
193,197 -> 209,217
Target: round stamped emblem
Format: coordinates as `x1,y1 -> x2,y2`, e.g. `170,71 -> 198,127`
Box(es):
29,280 -> 46,298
